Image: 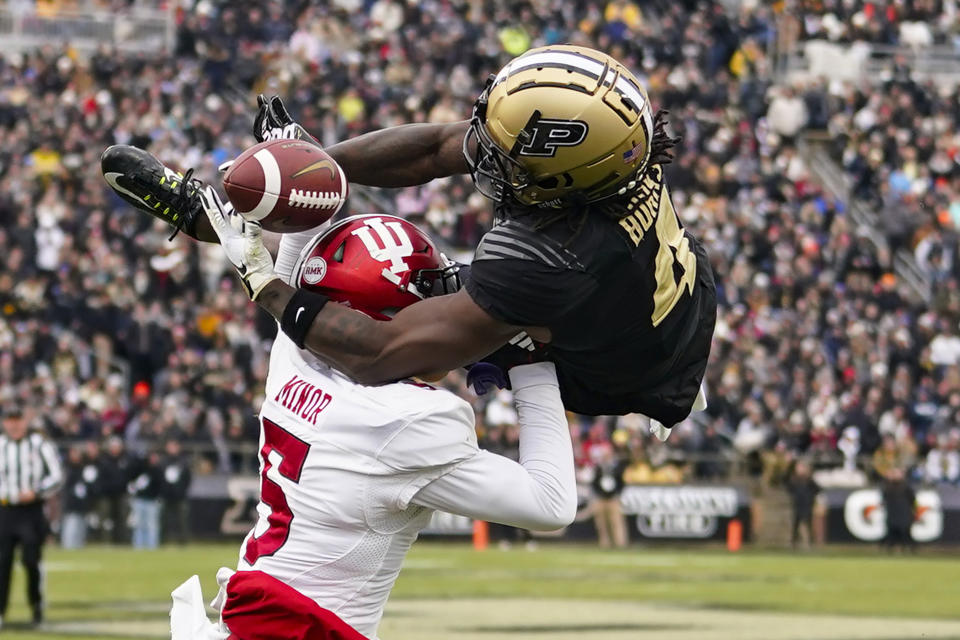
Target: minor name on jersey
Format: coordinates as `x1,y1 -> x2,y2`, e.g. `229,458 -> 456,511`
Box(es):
274,375 -> 333,425
617,164 -> 664,246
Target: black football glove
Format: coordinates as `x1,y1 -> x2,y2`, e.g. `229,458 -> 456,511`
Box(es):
466,332 -> 548,395
253,94 -> 321,146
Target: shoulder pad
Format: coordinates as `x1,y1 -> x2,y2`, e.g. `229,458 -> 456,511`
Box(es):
376,392 -> 478,472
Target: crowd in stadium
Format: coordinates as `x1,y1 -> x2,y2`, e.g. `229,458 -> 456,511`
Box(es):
2,0 -> 960,545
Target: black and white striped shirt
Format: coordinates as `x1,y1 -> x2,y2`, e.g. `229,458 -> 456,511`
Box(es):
0,433 -> 63,506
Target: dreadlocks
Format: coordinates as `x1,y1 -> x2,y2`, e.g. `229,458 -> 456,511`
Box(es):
594,109 -> 682,222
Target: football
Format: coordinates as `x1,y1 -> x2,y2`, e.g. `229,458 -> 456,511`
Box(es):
222,139 -> 348,233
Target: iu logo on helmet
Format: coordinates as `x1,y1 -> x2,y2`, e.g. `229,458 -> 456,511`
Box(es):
516,119 -> 588,157
351,217 -> 414,274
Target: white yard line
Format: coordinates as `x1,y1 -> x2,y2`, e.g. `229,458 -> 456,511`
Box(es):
45,598 -> 960,640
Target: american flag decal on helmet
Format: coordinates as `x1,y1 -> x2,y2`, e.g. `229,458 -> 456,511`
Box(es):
623,141 -> 644,164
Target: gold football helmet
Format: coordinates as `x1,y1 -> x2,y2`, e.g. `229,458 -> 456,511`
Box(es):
465,45 -> 655,208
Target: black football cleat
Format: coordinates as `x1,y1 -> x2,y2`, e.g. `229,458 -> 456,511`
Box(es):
101,145 -> 204,239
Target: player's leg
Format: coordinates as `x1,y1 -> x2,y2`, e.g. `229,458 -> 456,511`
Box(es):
790,512 -> 801,548
131,498 -> 145,548
60,512 -> 81,550
593,498 -> 612,548
112,494 -> 130,544
146,499 -> 161,548
94,497 -> 109,542
609,498 -> 629,548
0,524 -> 15,623
175,500 -> 190,544
896,525 -> 910,551
19,508 -> 46,624
883,523 -> 895,551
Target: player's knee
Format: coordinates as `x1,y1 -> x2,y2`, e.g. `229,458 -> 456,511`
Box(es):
527,496 -> 577,531
555,495 -> 578,529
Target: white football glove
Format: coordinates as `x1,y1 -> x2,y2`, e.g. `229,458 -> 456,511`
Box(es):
201,186 -> 279,300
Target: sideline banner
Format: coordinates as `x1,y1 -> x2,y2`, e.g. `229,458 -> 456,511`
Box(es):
824,486 -> 959,543
185,479 -> 752,541
619,485 -> 752,541
186,480 -> 960,544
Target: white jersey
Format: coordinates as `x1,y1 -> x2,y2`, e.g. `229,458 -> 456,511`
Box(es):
238,333 -> 477,638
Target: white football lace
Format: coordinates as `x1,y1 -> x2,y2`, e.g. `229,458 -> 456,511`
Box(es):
288,189 -> 341,209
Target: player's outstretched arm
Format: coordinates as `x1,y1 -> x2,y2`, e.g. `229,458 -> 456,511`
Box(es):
254,95 -> 470,187
204,188 -> 520,382
410,362 -> 577,531
324,121 -> 471,187
255,279 -> 519,384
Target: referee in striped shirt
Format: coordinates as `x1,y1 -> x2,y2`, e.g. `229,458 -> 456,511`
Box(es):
0,406 -> 62,630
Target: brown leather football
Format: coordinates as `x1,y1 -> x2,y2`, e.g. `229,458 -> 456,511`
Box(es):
223,139 -> 348,233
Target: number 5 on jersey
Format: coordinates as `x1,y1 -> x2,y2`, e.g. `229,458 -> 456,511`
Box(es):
244,419 -> 311,565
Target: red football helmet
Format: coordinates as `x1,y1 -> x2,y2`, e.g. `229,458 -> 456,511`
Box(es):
291,214 -> 460,320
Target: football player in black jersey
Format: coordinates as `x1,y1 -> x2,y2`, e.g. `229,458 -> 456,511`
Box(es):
102,45 -> 716,428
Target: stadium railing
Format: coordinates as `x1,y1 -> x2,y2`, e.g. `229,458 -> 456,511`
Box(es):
798,135 -> 933,303
776,39 -> 960,88
0,4 -> 174,54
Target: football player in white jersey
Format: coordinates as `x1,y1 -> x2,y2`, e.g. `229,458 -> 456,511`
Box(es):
170,191 -> 576,640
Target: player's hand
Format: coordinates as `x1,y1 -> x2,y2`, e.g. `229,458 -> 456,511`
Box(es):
253,94 -> 320,146
201,185 -> 279,300
19,489 -> 36,503
466,332 -> 548,394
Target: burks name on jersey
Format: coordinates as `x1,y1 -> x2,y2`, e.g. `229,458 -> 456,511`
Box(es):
274,375 -> 334,426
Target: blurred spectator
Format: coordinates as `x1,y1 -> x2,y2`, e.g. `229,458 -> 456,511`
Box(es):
129,450 -> 162,550
924,431 -> 960,484
160,438 -> 192,545
694,422 -> 729,479
2,0 -> 960,516
60,444 -> 98,550
588,441 -> 628,549
881,467 -> 916,553
97,436 -> 132,544
762,440 -> 794,488
766,86 -> 808,142
872,434 -> 912,481
622,433 -> 653,484
786,460 -> 820,550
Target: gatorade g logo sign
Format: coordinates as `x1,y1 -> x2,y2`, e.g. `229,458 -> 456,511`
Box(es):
844,488 -> 943,542
516,119 -> 588,157
351,217 -> 414,275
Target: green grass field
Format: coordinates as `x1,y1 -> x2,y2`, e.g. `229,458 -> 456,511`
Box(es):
2,543 -> 959,639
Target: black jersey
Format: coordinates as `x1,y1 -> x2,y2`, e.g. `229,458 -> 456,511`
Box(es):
465,165 -> 717,422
